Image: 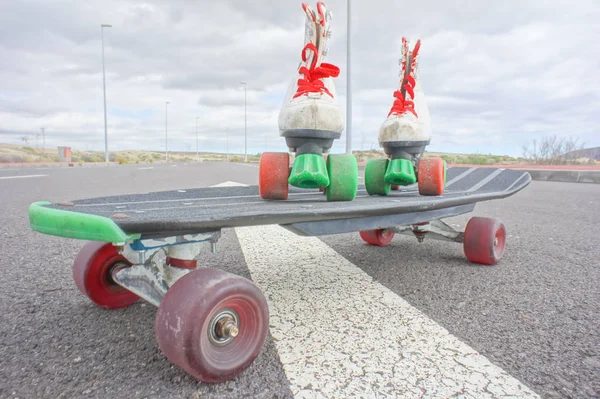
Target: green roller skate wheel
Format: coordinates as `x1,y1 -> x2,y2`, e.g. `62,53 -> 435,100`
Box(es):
443,159 -> 447,185
365,159 -> 391,196
325,154 -> 358,201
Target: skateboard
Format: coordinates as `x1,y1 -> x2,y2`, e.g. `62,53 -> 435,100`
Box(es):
28,166 -> 530,383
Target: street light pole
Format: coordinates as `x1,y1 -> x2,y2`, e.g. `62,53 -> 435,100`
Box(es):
196,116 -> 199,161
165,101 -> 170,162
101,24 -> 112,164
345,0 -> 352,154
240,81 -> 247,162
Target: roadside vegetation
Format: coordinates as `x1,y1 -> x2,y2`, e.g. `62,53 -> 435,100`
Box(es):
521,135 -> 597,165
1,135 -> 597,166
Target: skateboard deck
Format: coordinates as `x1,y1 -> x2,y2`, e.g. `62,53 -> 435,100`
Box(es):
29,166 -> 530,242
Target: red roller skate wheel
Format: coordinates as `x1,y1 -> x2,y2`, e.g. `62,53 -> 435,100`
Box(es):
259,152 -> 290,200
418,158 -> 445,196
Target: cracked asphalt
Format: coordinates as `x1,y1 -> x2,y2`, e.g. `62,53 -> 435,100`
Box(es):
0,162 -> 598,398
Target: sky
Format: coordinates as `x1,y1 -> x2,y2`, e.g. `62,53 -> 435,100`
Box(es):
1,0 -> 599,157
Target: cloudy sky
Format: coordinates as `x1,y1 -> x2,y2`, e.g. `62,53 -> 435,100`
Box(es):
1,0 -> 598,157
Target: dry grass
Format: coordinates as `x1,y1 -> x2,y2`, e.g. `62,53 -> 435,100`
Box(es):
0,144 -> 262,164
0,143 -> 536,166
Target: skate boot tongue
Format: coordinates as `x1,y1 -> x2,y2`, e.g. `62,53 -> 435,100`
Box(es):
384,158 -> 417,186
288,154 -> 329,189
301,3 -> 318,67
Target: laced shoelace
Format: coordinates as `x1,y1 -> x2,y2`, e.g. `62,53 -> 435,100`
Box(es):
387,40 -> 421,118
293,43 -> 340,99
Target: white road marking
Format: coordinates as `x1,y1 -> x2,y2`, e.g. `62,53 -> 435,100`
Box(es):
234,162 -> 259,168
235,225 -> 540,398
138,167 -> 154,170
0,174 -> 47,180
211,181 -> 250,187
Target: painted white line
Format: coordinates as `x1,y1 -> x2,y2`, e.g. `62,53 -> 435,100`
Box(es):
210,181 -> 250,187
138,167 -> 154,170
234,162 -> 259,168
0,174 -> 47,180
235,225 -> 539,398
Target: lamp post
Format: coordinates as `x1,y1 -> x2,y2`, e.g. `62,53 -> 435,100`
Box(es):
345,0 -> 352,154
165,101 -> 170,162
240,81 -> 247,162
101,24 -> 112,163
196,116 -> 199,161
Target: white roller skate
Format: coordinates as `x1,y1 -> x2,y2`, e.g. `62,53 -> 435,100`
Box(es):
365,37 -> 446,197
260,2 -> 357,202
278,1 -> 344,138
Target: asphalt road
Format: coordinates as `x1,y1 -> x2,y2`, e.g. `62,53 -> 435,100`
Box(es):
0,162 -> 598,399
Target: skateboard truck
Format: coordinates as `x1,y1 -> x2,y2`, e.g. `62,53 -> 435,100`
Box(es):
394,220 -> 464,243
111,231 -> 221,307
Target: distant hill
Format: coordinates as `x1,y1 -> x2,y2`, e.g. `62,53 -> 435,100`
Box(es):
564,147 -> 600,161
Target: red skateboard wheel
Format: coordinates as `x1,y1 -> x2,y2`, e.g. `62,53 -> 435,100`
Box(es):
359,229 -> 395,246
463,217 -> 506,265
72,241 -> 139,309
155,268 -> 269,383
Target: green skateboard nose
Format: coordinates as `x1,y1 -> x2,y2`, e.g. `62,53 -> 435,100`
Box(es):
384,158 -> 417,186
288,154 -> 329,189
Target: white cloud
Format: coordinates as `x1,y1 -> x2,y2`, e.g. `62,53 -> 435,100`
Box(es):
0,0 -> 598,157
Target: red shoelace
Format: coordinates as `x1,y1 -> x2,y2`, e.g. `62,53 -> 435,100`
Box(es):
293,43 -> 340,99
387,39 -> 421,118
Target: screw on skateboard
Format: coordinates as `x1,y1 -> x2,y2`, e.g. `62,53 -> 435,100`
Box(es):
28,166 -> 530,383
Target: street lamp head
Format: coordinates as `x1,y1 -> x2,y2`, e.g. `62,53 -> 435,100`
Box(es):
240,81 -> 246,86
101,24 -> 112,28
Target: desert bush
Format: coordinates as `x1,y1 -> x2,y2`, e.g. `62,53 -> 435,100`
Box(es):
440,155 -> 455,164
0,154 -> 26,162
81,153 -> 103,162
522,135 -> 586,164
464,154 -> 489,165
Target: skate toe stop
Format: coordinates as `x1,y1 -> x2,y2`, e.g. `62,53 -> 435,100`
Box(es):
384,158 -> 416,186
288,154 -> 329,189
